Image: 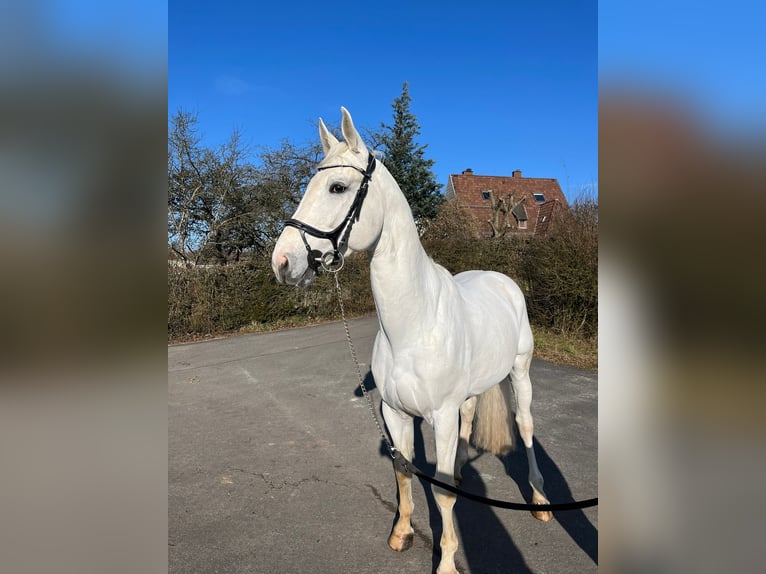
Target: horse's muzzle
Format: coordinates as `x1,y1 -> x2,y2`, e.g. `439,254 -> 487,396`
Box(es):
273,252 -> 318,287
274,254 -> 289,284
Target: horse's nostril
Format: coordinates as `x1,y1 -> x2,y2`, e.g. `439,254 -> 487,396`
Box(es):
275,254 -> 289,283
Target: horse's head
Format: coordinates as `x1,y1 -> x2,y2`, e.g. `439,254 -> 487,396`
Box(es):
272,107 -> 384,286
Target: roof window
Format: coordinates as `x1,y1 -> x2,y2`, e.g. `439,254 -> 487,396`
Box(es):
533,193 -> 545,203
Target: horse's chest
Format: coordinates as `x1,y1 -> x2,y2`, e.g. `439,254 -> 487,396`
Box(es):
372,338 -> 466,421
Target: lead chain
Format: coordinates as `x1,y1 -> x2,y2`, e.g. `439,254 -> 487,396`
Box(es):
332,272 -> 395,458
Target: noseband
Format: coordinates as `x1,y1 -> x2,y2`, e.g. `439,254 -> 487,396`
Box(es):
284,152 -> 376,273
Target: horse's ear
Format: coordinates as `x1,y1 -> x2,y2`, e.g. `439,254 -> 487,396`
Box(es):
318,118 -> 339,156
340,106 -> 366,155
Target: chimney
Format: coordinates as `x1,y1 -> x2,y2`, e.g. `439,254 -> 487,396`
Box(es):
462,168 -> 473,175
512,169 -> 522,178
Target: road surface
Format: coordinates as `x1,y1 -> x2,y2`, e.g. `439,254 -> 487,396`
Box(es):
169,316 -> 597,573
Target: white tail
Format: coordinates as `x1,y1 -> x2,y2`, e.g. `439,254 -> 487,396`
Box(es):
471,380 -> 515,455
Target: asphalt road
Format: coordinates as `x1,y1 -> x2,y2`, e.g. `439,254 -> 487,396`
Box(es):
169,316 -> 598,574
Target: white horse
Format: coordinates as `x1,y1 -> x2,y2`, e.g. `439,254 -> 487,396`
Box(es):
272,107 -> 552,574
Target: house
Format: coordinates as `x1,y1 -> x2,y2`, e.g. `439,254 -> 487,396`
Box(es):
444,168 -> 569,238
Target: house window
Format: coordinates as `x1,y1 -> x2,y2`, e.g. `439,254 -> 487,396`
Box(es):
533,193 -> 545,203
518,219 -> 527,229
481,191 -> 491,200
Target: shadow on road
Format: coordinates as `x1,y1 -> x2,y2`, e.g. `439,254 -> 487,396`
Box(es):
501,436 -> 598,565
355,373 -> 597,572
353,371 -> 377,396
412,419 -> 533,574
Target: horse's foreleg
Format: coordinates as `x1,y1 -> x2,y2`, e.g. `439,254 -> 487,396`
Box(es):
433,409 -> 461,574
381,402 -> 415,552
455,396 -> 477,484
511,350 -> 553,522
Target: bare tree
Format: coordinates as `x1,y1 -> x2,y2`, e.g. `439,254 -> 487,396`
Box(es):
487,191 -> 527,238
167,110 -> 203,263
168,110 -> 327,265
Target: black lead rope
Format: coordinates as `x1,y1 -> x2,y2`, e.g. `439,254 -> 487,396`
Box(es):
392,450 -> 598,511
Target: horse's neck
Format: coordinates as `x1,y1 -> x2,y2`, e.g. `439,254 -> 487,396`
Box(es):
368,174 -> 442,344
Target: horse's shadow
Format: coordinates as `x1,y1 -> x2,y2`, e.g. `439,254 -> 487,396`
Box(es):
410,419 -> 533,574
353,372 -> 377,397
358,374 -> 597,572
502,435 -> 598,564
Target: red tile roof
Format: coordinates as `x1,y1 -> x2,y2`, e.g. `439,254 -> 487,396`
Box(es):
445,169 -> 569,237
535,199 -> 564,236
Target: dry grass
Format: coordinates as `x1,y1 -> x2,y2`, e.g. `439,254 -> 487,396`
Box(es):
532,327 -> 598,370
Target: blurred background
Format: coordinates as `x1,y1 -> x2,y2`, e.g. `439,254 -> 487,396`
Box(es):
0,1 -> 764,573
0,2 -> 167,574
599,1 -> 766,572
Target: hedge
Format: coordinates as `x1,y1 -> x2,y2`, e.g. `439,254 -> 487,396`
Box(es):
168,234 -> 596,340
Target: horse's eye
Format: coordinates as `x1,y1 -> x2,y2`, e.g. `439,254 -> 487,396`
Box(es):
329,183 -> 347,194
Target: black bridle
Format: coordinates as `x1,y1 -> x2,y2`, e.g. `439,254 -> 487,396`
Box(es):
284,152 -> 376,273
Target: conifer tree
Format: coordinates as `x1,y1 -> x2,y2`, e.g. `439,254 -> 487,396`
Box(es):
378,83 -> 443,227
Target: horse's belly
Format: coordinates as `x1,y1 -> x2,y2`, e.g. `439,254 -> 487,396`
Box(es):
465,331 -> 518,391
456,273 -> 526,391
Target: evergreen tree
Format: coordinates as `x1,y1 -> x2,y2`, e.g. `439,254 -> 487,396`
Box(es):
378,83 -> 443,227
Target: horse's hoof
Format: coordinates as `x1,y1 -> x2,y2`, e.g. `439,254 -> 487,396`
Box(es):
531,509 -> 554,522
531,493 -> 554,522
388,531 -> 414,552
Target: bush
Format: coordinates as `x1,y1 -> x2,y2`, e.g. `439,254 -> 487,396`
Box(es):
168,198 -> 597,341
425,237 -> 525,278
519,195 -> 598,337
420,199 -> 479,242
168,262 -> 283,337
520,236 -> 597,337
167,254 -> 376,340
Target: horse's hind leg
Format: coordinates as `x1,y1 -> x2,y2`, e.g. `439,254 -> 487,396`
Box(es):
381,402 -> 416,551
454,396 -> 477,484
510,349 -> 554,522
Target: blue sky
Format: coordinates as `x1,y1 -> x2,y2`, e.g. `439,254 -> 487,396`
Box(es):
169,1 -> 597,202
599,1 -> 765,135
